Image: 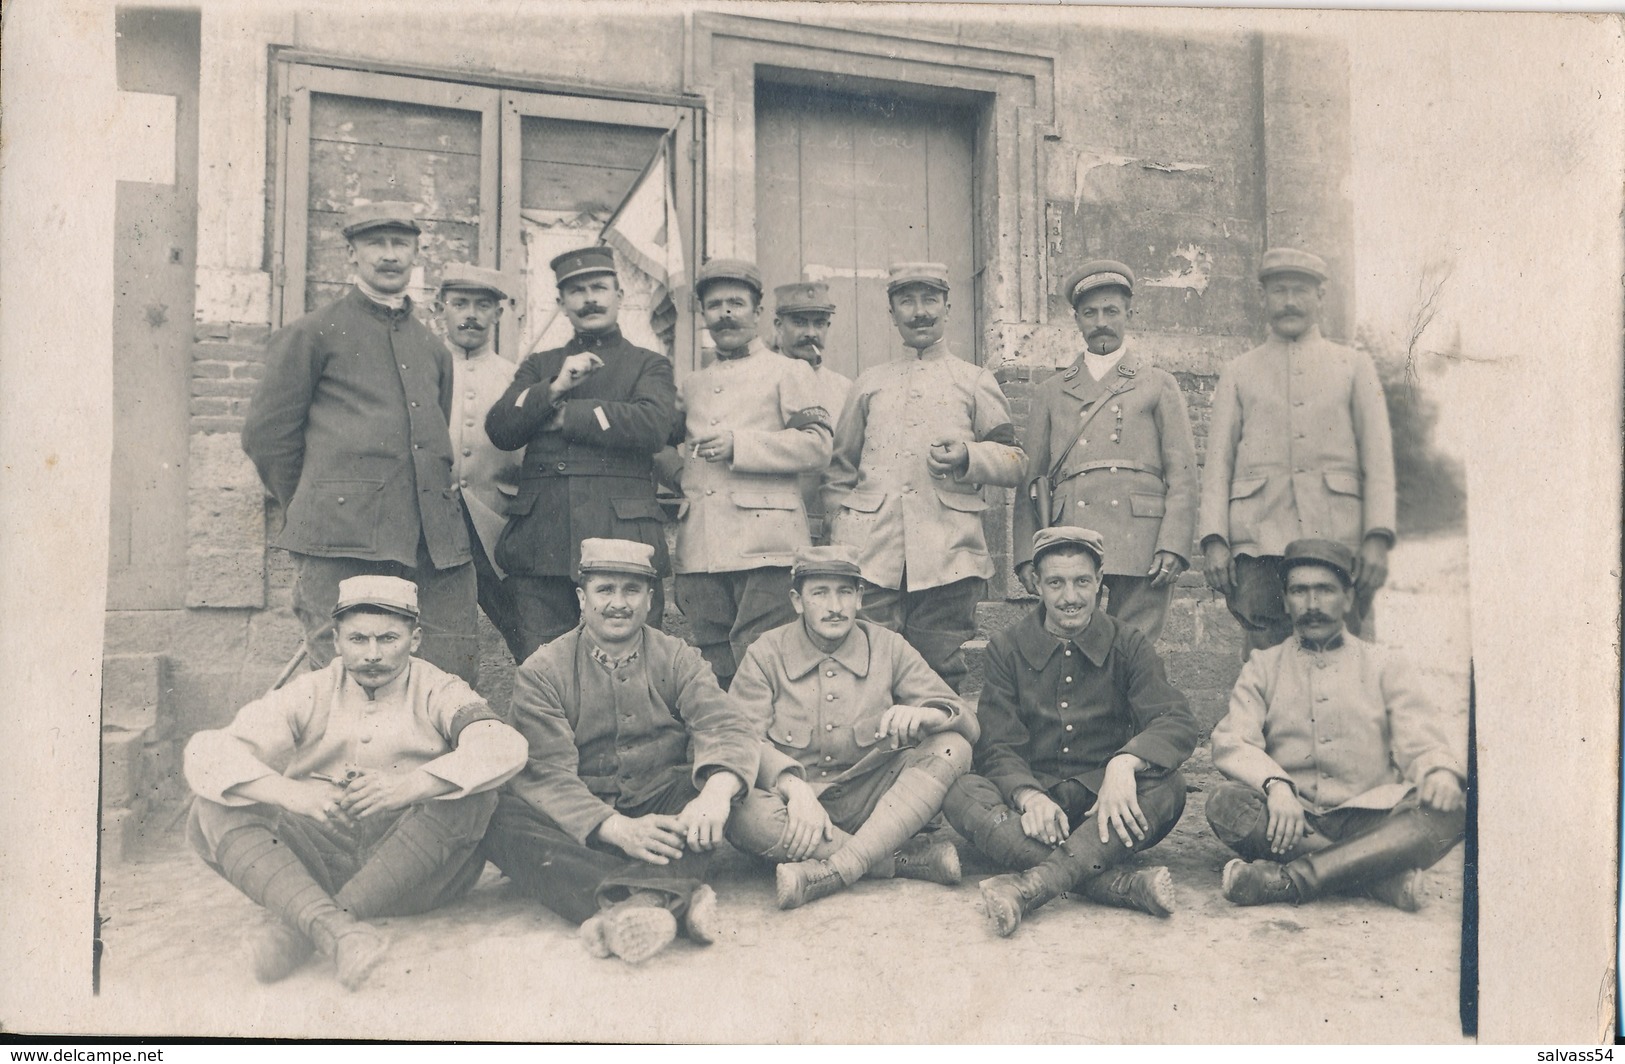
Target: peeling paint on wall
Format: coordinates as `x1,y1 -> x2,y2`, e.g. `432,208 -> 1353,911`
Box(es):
1140,244 -> 1214,294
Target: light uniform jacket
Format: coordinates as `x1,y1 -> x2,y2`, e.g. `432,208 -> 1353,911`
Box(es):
1209,635 -> 1465,815
731,619 -> 977,794
242,287 -> 471,568
449,343 -> 521,573
1013,346 -> 1199,575
184,658 -> 526,806
821,341 -> 1027,591
1198,326 -> 1396,556
666,341 -> 833,573
502,625 -> 760,845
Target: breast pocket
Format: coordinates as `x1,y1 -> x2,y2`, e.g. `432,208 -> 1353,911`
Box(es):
831,489 -> 886,542
766,707 -> 815,751
1322,471 -> 1364,539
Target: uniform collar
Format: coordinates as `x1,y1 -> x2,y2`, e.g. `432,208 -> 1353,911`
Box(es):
1295,630 -> 1346,654
713,337 -> 766,362
908,339 -> 953,362
569,326 -> 624,352
783,619 -> 872,680
1267,323 -> 1324,347
451,340 -> 497,363
1082,339 -> 1130,380
348,284 -> 414,320
1012,607 -> 1114,670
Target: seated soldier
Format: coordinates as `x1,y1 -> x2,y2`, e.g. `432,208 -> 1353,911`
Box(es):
480,538 -> 759,964
942,527 -> 1197,937
1207,539 -> 1467,910
183,575 -> 528,990
725,545 -> 973,910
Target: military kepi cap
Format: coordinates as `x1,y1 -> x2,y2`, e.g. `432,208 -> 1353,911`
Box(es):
696,258 -> 764,297
775,281 -> 835,315
332,575 -> 420,620
791,544 -> 863,582
342,201 -> 423,239
577,537 -> 658,579
1031,526 -> 1106,568
551,246 -> 617,286
1258,248 -> 1329,284
438,263 -> 511,301
1279,538 -> 1356,587
1062,259 -> 1135,306
886,262 -> 951,295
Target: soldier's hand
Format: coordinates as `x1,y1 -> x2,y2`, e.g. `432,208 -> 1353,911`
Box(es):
1148,550 -> 1186,589
1264,781 -> 1308,855
1419,769 -> 1465,813
1087,754 -> 1150,847
275,778 -> 352,825
925,439 -> 969,477
341,768 -> 451,819
1016,561 -> 1038,596
1016,789 -> 1070,846
780,781 -> 835,861
691,430 -> 734,463
549,351 -> 604,401
677,786 -> 733,853
1353,537 -> 1390,598
877,704 -> 950,749
1203,540 -> 1236,596
596,813 -> 687,865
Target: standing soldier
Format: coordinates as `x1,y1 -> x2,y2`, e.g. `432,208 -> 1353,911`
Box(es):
771,281 -> 852,540
485,247 -> 679,661
1199,249 -> 1396,655
662,260 -> 834,690
242,202 -> 478,685
1013,260 -> 1199,642
435,264 -> 525,662
822,262 -> 1026,692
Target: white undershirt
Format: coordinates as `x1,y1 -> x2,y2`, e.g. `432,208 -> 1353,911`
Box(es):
1083,340 -> 1127,381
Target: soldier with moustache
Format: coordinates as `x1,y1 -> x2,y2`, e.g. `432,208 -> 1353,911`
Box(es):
822,263 -> 1027,692
1199,249 -> 1397,656
770,281 -> 852,541
435,264 -> 525,661
658,260 -> 833,690
1013,261 -> 1199,642
485,247 -> 680,661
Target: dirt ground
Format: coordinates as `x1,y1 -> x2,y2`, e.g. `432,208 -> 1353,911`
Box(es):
93,535 -> 1472,1044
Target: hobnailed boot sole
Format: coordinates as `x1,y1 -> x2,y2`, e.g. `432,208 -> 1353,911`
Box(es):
250,921 -> 315,984
580,906 -> 677,964
1220,858 -> 1298,907
1361,868 -> 1424,913
775,860 -> 847,911
684,885 -> 721,945
1078,866 -> 1177,917
979,873 -> 1034,938
893,839 -> 962,886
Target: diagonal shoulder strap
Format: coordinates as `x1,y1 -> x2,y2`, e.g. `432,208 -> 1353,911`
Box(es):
1048,378 -> 1130,484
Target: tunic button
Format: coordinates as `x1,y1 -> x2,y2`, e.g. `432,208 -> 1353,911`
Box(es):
825,724 -> 834,731
1064,649 -> 1071,656
1061,747 -> 1070,754
824,756 -> 833,762
399,364 -> 408,370
706,489 -> 716,496
360,736 -> 372,744
1065,724 -> 1073,732
1109,467 -> 1117,473
1110,499 -> 1118,507
336,497 -> 346,504
466,391 -> 475,400
459,478 -> 469,488
410,401 -> 419,408
826,693 -> 837,701
413,443 -> 421,450
1080,439 -> 1088,447
556,462 -> 567,471
714,386 -> 723,393
1059,701 -> 1068,709
462,447 -> 472,456
1064,676 -> 1072,683
710,418 -> 719,425
465,419 -> 475,428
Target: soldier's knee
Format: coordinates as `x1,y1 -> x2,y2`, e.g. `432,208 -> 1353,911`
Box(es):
1140,770 -> 1189,829
414,789 -> 500,843
722,789 -> 788,856
941,773 -> 1000,832
908,731 -> 972,784
1204,780 -> 1265,846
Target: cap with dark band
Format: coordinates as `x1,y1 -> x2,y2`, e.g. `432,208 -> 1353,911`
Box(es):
696,258 -> 764,298
885,262 -> 951,295
551,246 -> 618,286
332,575 -> 420,620
1062,259 -> 1135,307
577,537 -> 658,579
438,263 -> 511,301
1278,538 -> 1356,587
775,281 -> 835,315
791,544 -> 863,582
1031,525 -> 1106,568
342,201 -> 423,239
1258,248 -> 1329,284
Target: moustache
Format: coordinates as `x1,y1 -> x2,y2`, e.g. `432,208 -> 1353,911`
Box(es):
1273,308 -> 1304,319
457,320 -> 484,330
820,613 -> 848,623
794,336 -> 823,350
600,609 -> 635,620
1088,327 -> 1117,338
1297,611 -> 1333,626
579,304 -> 606,316
906,317 -> 937,329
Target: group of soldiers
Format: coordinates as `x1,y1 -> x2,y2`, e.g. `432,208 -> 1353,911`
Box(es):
181,200 -> 1467,988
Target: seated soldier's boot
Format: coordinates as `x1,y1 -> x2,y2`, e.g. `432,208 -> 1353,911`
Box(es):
579,901 -> 678,964
307,910 -> 390,991
1287,808 -> 1462,904
892,836 -> 962,886
682,885 -> 722,945
1075,865 -> 1177,917
776,859 -> 848,910
1360,868 -> 1425,913
1221,858 -> 1301,907
249,920 -> 315,983
979,868 -> 1064,937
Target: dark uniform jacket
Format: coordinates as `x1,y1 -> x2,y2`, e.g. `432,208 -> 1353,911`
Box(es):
503,625 -> 760,845
485,327 -> 679,578
974,608 -> 1197,800
241,287 -> 470,568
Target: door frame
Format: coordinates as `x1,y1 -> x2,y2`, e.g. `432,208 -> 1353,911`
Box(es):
688,13 -> 1055,366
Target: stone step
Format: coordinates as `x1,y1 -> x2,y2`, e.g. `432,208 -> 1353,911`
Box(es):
100,653 -> 178,864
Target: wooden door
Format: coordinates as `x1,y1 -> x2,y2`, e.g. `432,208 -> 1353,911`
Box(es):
755,84 -> 978,379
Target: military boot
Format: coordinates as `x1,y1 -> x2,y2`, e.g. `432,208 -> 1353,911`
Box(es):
306,910 -> 390,990
776,858 -> 847,910
579,900 -> 678,964
249,921 -> 315,984
1075,865 -> 1177,917
1360,868 -> 1425,912
892,836 -> 962,886
978,867 -> 1066,937
1286,808 -> 1461,905
1220,858 -> 1300,906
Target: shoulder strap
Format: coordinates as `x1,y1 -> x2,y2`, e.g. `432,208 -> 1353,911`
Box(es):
1047,377 -> 1130,484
